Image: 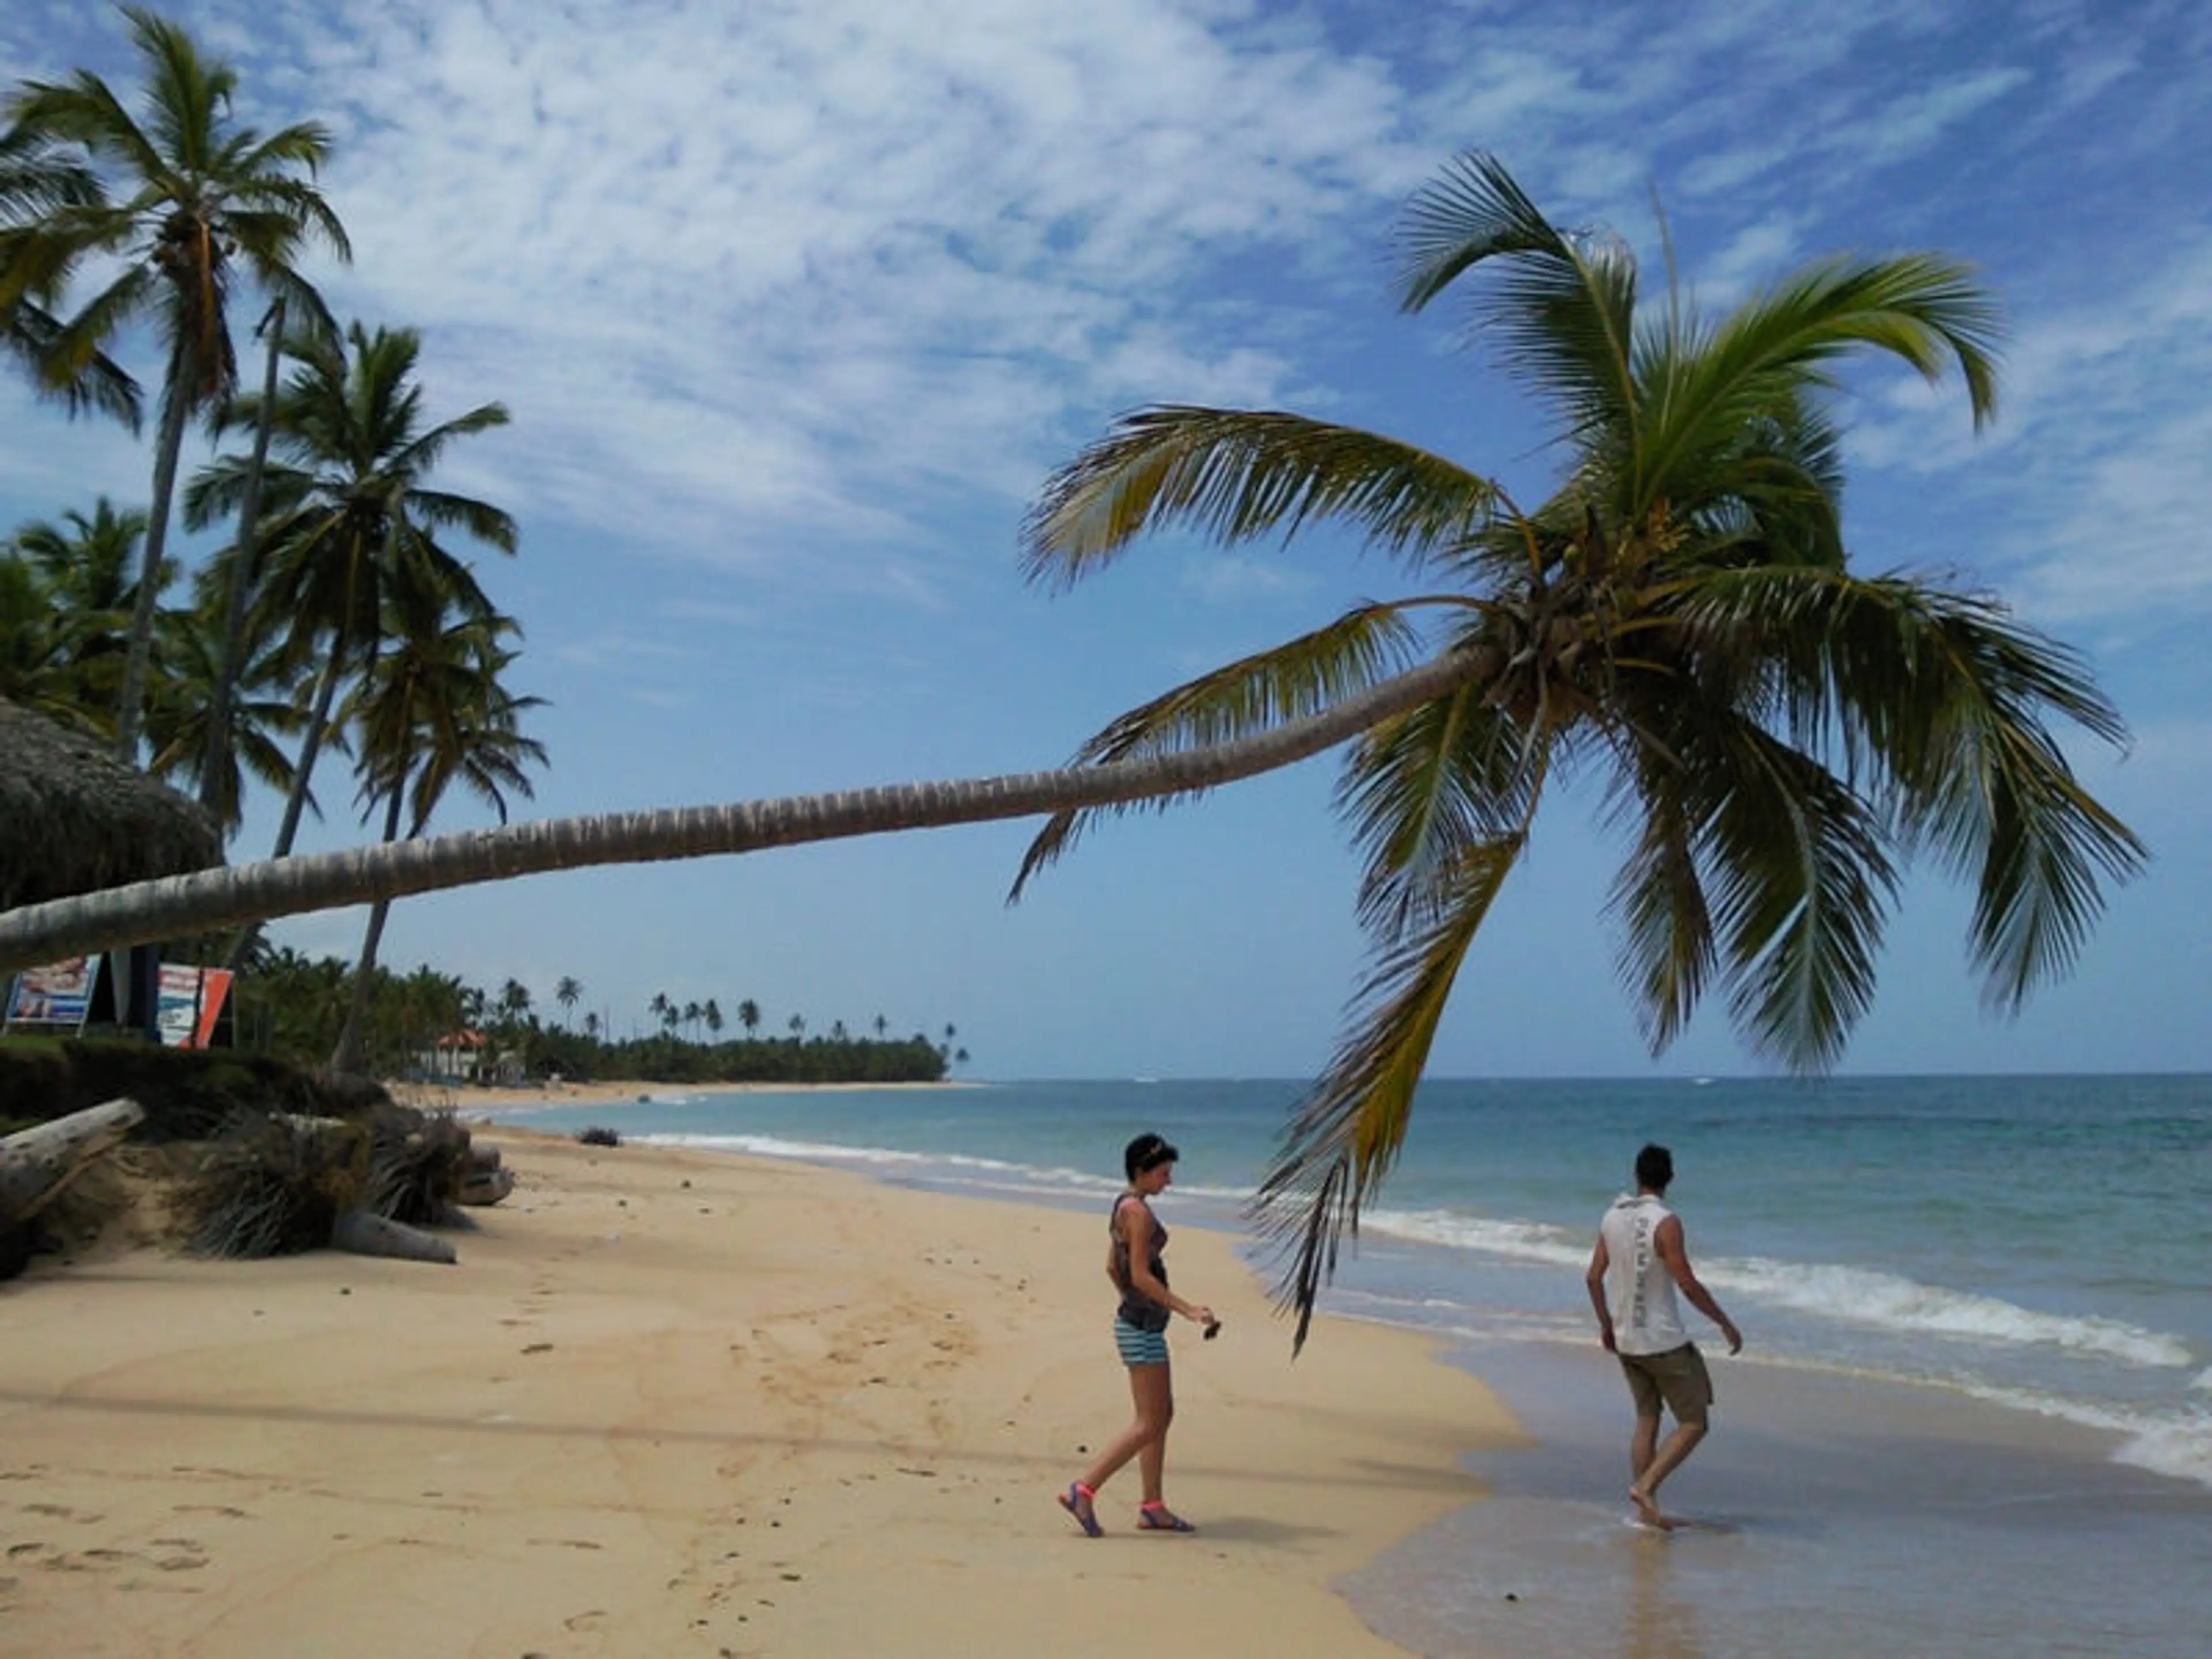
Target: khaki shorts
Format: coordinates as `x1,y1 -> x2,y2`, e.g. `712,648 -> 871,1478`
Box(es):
1618,1342 -> 1713,1426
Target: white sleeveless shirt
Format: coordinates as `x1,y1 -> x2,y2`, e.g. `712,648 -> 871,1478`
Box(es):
1600,1192 -> 1688,1356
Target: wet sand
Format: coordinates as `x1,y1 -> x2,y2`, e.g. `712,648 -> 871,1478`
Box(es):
1342,1338 -> 2212,1659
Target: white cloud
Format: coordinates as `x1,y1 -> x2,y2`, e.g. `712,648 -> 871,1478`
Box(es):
1832,68 -> 2034,165
188,0 -> 1437,589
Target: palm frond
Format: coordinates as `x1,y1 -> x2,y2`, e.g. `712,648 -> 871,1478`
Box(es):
1336,654 -> 1541,938
0,296 -> 142,427
1009,601 -> 1431,898
1251,835 -> 1524,1350
1696,721 -> 1897,1068
1679,567 -> 2142,1016
1394,149 -> 1640,447
1021,405 -> 1497,589
1605,762 -> 1716,1055
1637,254 -> 2002,517
123,5 -> 237,171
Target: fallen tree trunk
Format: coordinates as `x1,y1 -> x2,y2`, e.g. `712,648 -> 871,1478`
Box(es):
330,1207 -> 457,1264
0,1098 -> 145,1230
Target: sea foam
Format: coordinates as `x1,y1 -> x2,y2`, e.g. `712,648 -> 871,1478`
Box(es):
1356,1206 -> 2191,1368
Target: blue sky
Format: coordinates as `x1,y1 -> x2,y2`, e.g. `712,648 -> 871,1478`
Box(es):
5,0 -> 2209,1078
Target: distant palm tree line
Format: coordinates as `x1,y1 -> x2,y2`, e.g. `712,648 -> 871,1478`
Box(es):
234,952 -> 961,1085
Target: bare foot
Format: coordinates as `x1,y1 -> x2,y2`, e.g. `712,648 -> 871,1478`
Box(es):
1628,1486 -> 1679,1531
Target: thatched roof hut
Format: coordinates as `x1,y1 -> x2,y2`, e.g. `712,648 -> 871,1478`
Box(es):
0,698 -> 224,912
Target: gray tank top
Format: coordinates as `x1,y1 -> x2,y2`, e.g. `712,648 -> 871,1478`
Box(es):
1110,1194 -> 1171,1331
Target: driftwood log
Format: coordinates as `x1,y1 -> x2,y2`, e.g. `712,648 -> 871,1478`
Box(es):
456,1141 -> 513,1206
330,1207 -> 457,1264
0,1097 -> 145,1230
458,1165 -> 515,1206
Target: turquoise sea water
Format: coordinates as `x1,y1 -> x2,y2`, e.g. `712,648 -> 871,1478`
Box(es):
498,1074 -> 2211,1657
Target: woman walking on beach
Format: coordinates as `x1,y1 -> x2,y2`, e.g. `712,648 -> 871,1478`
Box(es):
1059,1132 -> 1215,1536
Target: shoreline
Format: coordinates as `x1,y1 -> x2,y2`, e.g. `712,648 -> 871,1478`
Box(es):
390,1075 -> 978,1112
0,1124 -> 1521,1657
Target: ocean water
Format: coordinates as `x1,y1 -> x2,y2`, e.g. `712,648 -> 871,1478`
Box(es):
498,1074 -> 2212,1657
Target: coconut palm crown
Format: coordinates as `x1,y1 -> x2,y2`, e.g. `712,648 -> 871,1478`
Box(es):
1014,152 -> 2144,1345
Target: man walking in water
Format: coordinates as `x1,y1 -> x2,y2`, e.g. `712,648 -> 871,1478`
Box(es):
1586,1144 -> 1743,1529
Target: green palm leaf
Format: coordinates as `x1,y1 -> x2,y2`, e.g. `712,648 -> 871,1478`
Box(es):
1337,665 -> 1540,938
1395,149 -> 1640,448
1252,833 -> 1526,1350
1022,406 -> 1497,586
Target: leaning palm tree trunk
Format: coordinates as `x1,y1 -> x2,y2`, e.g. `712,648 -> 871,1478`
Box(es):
200,295 -> 286,817
0,646 -> 1494,972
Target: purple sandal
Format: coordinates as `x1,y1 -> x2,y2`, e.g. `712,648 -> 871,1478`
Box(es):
1058,1481 -> 1102,1537
1137,1501 -> 1195,1532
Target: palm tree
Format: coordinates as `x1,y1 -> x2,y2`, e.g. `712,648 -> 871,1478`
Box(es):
0,158 -> 2139,1342
583,1009 -> 600,1042
704,998 -> 723,1040
738,998 -> 761,1037
1011,153 -> 2141,1338
787,1014 -> 806,1039
555,975 -> 583,1029
649,991 -> 672,1034
142,580 -> 306,835
185,320 -> 510,881
497,976 -> 536,1033
3,498 -> 158,725
873,1013 -> 888,1039
0,9 -> 349,762
327,603 -> 543,1073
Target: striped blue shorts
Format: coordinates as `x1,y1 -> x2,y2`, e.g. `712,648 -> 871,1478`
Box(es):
1114,1316 -> 1170,1366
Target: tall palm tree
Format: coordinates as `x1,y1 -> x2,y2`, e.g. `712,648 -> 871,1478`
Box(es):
186,319 -> 511,883
738,998 -> 762,1037
200,292 -> 296,817
0,159 -> 2139,1343
329,604 -> 544,1073
555,975 -> 583,1029
0,8 -> 349,763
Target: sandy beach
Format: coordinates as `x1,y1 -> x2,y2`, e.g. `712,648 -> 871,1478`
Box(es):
0,1124 -> 1521,1658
